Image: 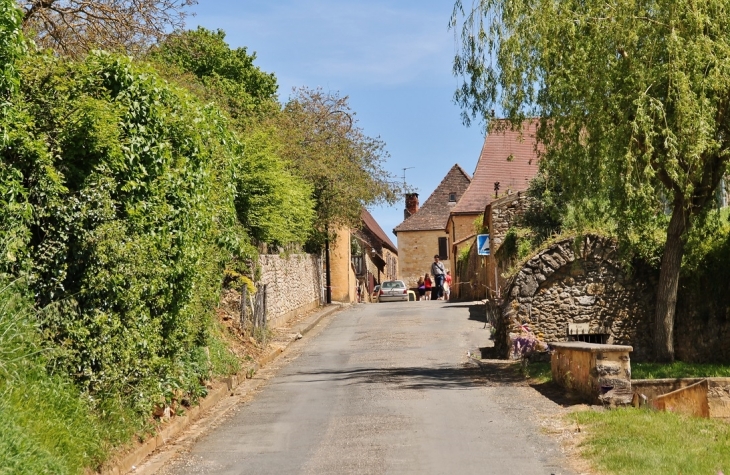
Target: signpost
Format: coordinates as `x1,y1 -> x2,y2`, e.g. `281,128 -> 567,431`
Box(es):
477,234 -> 490,256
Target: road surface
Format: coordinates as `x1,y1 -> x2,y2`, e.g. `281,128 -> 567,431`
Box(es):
159,301 -> 575,475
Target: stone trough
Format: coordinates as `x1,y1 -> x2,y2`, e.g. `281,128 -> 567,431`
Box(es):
549,342 -> 730,419
549,341 -> 633,405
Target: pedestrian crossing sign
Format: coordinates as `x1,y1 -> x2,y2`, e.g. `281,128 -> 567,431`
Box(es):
477,234 -> 490,256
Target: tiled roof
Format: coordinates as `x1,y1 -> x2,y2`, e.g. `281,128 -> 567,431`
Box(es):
393,164 -> 472,233
451,119 -> 540,215
361,208 -> 398,253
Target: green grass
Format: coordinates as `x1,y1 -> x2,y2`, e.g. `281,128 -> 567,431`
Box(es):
632,361 -> 730,379
570,408 -> 730,475
523,361 -> 552,383
0,283 -> 144,474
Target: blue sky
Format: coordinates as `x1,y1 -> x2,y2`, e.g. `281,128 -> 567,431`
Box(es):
189,0 -> 486,244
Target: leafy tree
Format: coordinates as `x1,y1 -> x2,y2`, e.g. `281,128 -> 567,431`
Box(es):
2,48 -> 246,414
275,87 -> 402,250
151,28 -> 316,248
233,128 -> 315,247
452,0 -> 730,360
18,0 -> 196,57
150,27 -> 279,128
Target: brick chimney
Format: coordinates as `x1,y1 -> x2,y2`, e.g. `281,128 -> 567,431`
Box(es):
404,193 -> 419,219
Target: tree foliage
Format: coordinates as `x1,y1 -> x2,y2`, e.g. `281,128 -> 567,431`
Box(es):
2,44 -> 248,416
19,0 -> 196,57
276,87 -> 402,249
452,0 -> 730,360
151,28 -> 315,247
150,27 -> 279,128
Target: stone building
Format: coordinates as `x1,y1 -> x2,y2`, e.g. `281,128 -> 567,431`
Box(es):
329,209 -> 398,303
352,209 -> 399,299
495,235 -> 655,361
448,120 -> 540,299
393,164 -> 472,288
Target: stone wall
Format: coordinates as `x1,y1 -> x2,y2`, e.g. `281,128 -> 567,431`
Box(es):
498,235 -> 655,360
259,253 -> 323,329
488,192 -> 530,251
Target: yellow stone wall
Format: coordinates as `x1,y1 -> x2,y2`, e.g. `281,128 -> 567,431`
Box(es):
451,214 -> 478,245
447,213 -> 480,293
396,230 -> 450,288
329,227 -> 354,303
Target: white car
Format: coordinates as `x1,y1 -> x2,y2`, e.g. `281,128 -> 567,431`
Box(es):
378,280 -> 409,302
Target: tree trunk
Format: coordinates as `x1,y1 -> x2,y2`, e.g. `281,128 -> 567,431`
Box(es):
654,200 -> 690,362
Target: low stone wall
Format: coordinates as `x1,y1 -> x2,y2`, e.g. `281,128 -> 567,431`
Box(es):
550,341 -> 632,403
632,377 -> 730,421
497,235 -> 655,360
652,380 -> 710,418
259,254 -> 323,329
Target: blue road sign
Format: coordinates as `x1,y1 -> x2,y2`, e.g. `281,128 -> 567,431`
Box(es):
477,234 -> 490,256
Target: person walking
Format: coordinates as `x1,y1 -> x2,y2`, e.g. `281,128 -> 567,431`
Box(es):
417,276 -> 426,301
443,270 -> 452,301
424,273 -> 432,301
431,255 -> 446,300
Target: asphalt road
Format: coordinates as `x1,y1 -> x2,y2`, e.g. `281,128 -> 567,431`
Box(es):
159,301 -> 575,475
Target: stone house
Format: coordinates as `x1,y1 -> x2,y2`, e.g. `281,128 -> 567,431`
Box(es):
352,209 -> 399,299
393,164 -> 472,288
448,120 -> 540,299
330,209 -> 398,303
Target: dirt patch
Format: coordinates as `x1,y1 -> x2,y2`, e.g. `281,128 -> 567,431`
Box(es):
215,288 -> 323,363
471,357 -> 600,475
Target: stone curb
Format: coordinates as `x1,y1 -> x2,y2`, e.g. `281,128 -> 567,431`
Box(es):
102,303 -> 344,475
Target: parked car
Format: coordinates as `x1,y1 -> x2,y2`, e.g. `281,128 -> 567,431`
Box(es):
371,285 -> 380,302
378,280 -> 409,302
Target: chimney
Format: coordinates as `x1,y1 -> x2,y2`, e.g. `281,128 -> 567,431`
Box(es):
404,193 -> 419,219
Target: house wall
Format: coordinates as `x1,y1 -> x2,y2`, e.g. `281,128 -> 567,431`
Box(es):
382,248 -> 398,281
397,230 -> 450,288
259,254 -> 323,328
453,239 -> 487,301
329,228 -> 354,303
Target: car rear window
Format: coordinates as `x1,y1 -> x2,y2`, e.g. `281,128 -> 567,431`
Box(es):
382,281 -> 405,289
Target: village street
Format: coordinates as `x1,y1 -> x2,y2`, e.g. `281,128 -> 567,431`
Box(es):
157,302 -> 577,475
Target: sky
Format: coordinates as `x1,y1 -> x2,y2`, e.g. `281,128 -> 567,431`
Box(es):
189,0 -> 486,245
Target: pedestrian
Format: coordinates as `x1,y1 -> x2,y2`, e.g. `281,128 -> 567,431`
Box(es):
443,270 -> 452,301
417,276 -> 426,301
424,273 -> 432,301
431,255 -> 446,300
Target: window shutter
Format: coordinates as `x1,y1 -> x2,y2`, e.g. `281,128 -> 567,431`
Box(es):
438,237 -> 448,259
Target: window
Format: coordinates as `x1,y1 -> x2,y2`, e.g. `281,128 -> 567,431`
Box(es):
449,192 -> 456,202
438,237 -> 448,259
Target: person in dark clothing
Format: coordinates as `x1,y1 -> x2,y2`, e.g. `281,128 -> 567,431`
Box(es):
431,255 -> 446,300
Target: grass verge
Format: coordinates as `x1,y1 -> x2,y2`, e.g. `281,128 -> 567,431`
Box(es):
522,361 -> 552,383
570,408 -> 730,475
632,361 -> 730,379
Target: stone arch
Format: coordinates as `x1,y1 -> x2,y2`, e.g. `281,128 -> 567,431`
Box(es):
495,234 -> 654,360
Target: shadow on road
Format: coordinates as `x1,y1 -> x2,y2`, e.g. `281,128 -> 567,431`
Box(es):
436,302 -> 487,323
290,364 -> 490,391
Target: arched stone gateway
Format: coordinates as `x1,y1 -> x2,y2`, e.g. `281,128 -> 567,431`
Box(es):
495,235 -> 655,361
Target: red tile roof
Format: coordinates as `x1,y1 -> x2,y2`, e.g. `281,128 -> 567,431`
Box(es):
393,164 -> 472,233
361,208 -> 398,253
451,119 -> 540,215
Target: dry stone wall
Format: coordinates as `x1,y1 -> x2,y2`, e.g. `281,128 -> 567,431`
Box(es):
258,254 -> 323,329
498,235 -> 655,361
489,192 -> 530,250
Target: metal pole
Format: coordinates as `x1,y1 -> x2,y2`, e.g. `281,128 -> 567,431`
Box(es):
325,232 -> 332,304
